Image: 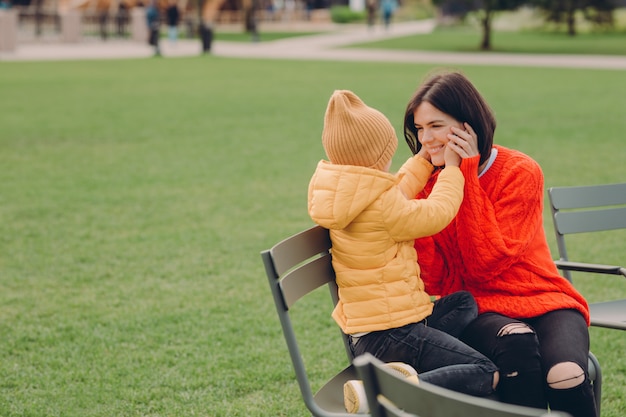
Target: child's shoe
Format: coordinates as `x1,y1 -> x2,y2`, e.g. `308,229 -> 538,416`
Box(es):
343,379 -> 368,414
343,362 -> 418,413
386,362 -> 418,379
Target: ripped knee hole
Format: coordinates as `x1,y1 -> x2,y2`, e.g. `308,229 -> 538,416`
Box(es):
547,362 -> 585,389
497,322 -> 534,337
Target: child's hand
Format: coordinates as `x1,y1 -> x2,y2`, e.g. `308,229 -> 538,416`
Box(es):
444,142 -> 461,167
417,146 -> 431,162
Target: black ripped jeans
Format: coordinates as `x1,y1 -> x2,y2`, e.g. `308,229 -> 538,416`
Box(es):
460,309 -> 597,417
349,291 -> 498,397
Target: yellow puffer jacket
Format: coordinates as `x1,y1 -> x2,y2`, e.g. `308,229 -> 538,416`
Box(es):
308,155 -> 464,334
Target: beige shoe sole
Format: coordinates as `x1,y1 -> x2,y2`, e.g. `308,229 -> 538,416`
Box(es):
385,362 -> 419,381
343,379 -> 368,414
343,362 -> 419,413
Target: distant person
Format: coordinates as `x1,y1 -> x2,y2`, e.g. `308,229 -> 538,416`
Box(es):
304,0 -> 313,21
165,0 -> 180,44
366,0 -> 376,30
380,0 -> 396,30
283,0 -> 295,22
146,0 -> 161,56
265,0 -> 275,21
116,1 -> 129,37
98,7 -> 109,40
244,0 -> 259,43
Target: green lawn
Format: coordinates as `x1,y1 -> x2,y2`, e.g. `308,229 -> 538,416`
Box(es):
349,25 -> 626,55
214,31 -> 322,42
0,57 -> 625,416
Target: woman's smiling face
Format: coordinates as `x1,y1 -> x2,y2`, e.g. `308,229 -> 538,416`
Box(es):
413,101 -> 464,167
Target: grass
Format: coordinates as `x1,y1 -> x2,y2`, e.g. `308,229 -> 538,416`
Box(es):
0,57 -> 625,417
213,31 -> 322,42
209,21 -> 626,54
349,25 -> 626,55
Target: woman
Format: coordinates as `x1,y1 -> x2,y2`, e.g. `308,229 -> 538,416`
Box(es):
403,70 -> 596,417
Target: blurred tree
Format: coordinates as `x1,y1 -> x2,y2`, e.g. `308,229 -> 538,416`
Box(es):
433,0 -> 526,50
530,0 -> 616,36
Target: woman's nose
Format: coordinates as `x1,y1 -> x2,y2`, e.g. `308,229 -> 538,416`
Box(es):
421,129 -> 433,143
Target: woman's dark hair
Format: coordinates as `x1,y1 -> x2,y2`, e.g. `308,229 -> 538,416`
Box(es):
403,71 -> 496,166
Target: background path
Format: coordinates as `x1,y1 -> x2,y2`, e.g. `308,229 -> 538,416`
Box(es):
2,19 -> 626,70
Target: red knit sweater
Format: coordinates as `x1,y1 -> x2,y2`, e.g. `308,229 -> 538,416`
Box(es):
414,145 -> 590,324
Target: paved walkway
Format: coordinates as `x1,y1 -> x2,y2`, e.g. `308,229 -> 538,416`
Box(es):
2,19 -> 626,70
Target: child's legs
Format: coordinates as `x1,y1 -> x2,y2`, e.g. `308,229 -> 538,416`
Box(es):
352,322 -> 497,397
428,291 -> 477,338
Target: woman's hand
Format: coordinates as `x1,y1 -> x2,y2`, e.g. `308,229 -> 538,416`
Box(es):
447,123 -> 479,159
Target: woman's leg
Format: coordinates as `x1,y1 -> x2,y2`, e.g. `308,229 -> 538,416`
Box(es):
531,309 -> 597,417
352,322 -> 498,397
429,291 -> 478,338
461,313 -> 548,409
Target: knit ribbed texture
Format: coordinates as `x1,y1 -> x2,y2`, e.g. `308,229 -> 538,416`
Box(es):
414,145 -> 590,325
322,90 -> 398,171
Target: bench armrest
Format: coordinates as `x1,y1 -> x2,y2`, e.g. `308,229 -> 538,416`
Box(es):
555,260 -> 626,278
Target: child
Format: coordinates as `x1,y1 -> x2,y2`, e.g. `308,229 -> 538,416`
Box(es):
308,90 -> 499,413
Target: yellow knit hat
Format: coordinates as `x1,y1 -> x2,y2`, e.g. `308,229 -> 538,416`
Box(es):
322,90 -> 398,171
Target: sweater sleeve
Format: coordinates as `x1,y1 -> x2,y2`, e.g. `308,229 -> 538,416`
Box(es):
456,154 -> 545,280
386,166 -> 464,242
